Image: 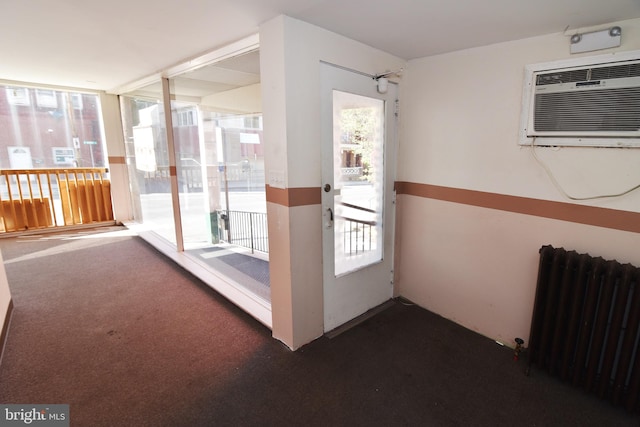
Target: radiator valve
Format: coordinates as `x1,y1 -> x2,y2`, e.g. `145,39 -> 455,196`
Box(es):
514,338 -> 524,361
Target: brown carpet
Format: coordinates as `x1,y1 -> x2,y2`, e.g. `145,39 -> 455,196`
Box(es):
0,228 -> 638,426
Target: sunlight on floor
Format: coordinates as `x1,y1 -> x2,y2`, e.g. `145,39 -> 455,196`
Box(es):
4,226 -> 136,264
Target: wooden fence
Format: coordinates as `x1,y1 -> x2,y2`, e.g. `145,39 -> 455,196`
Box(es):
0,168 -> 113,233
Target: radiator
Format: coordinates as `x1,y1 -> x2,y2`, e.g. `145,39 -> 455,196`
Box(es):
527,245 -> 640,412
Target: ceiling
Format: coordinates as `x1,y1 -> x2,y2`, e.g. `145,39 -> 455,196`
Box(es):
127,50 -> 262,101
2,0 -> 640,92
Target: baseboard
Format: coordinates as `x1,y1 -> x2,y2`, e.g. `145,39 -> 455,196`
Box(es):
325,299 -> 396,339
0,299 -> 14,365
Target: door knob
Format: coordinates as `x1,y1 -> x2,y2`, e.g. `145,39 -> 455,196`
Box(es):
324,184 -> 331,192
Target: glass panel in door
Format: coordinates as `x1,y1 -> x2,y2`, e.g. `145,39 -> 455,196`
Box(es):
332,90 -> 384,276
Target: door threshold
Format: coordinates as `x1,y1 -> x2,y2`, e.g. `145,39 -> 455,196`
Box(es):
325,299 -> 396,339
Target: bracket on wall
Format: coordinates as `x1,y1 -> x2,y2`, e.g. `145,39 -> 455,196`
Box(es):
373,68 -> 403,94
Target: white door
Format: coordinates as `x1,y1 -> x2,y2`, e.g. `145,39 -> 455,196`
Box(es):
321,63 -> 397,332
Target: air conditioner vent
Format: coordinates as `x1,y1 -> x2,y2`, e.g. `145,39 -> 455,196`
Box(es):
590,63 -> 640,80
534,87 -> 640,132
536,70 -> 589,85
536,63 -> 640,86
520,52 -> 640,147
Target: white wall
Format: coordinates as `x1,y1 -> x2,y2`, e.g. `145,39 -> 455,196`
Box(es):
396,18 -> 640,347
261,15 -> 405,349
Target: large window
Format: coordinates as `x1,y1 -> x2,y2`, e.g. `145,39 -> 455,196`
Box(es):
35,89 -> 58,109
120,94 -> 177,245
120,49 -> 270,305
6,87 -> 30,106
0,84 -> 112,232
0,84 -> 107,169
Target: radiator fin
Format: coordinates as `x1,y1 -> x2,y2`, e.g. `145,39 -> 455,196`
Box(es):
527,245 -> 640,412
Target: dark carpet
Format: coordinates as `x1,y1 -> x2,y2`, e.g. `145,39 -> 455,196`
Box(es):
0,228 -> 638,426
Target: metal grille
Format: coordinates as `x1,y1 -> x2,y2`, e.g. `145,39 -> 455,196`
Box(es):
536,62 -> 640,86
536,69 -> 589,85
534,87 -> 640,132
591,63 -> 640,80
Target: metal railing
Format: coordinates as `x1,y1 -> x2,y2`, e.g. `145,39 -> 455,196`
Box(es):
220,210 -> 269,254
217,207 -> 377,256
341,166 -> 363,177
340,217 -> 375,255
337,201 -> 377,255
0,168 -> 114,233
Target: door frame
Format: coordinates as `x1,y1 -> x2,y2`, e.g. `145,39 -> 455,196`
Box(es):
320,61 -> 398,333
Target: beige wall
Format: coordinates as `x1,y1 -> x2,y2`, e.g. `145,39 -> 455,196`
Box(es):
100,92 -> 133,223
0,250 -> 12,357
396,18 -> 640,347
261,15 -> 405,349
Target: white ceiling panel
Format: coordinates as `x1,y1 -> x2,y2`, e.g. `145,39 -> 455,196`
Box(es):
1,0 -> 639,91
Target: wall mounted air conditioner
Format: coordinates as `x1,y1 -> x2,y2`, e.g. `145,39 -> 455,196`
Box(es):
520,51 -> 640,147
